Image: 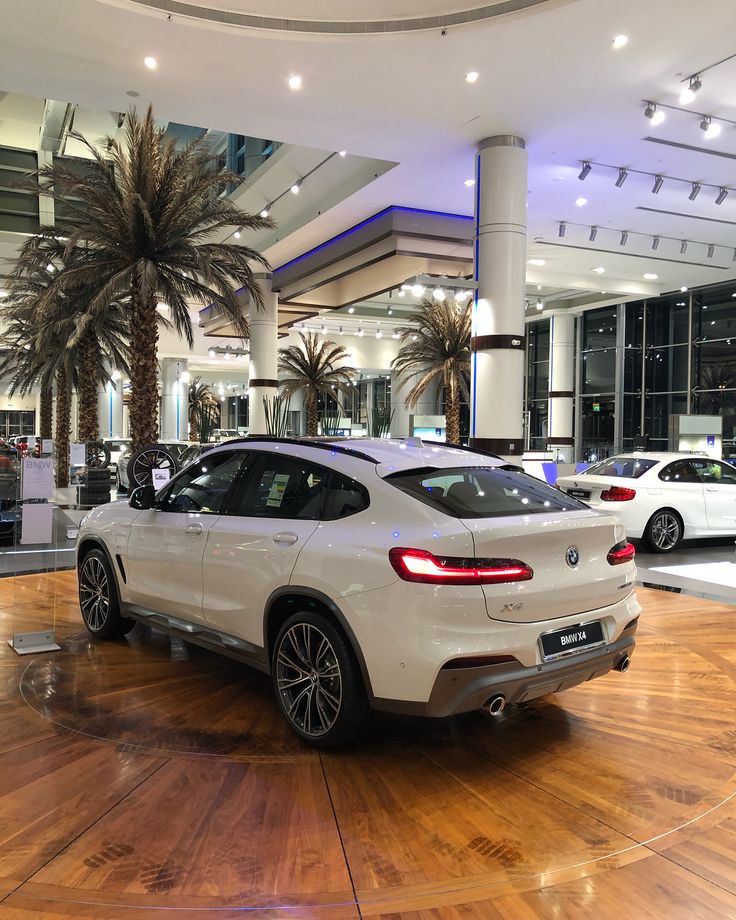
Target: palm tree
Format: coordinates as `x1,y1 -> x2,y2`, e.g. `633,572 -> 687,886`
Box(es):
188,376 -> 220,442
392,298 -> 471,445
23,105 -> 273,451
278,332 -> 357,436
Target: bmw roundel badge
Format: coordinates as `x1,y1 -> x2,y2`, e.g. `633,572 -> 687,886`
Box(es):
565,546 -> 580,568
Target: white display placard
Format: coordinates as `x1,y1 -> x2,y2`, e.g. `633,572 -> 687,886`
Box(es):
69,442 -> 86,466
20,502 -> 53,545
21,458 -> 54,500
42,439 -> 54,455
151,468 -> 171,490
26,436 -> 36,450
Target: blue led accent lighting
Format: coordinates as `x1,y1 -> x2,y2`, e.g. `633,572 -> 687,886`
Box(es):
273,205 -> 473,276
392,530 -> 400,538
471,151 -> 481,436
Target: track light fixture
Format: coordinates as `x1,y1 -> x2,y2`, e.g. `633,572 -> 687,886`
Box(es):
680,240 -> 688,255
620,230 -> 628,246
578,162 -> 592,181
652,236 -> 660,251
733,248 -> 736,262
589,226 -> 598,242
290,180 -> 302,194
688,183 -> 701,201
644,102 -> 666,126
716,187 -> 729,205
680,75 -> 702,105
536,298 -> 544,311
700,116 -> 721,139
615,168 -> 628,188
652,175 -> 664,195
233,227 -> 242,239
707,244 -> 715,258
260,206 -> 270,218
558,222 -> 566,238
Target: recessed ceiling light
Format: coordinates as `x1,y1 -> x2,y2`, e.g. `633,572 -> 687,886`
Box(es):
593,266 -> 606,274
575,197 -> 588,207
411,283 -> 425,297
348,306 -> 355,313
528,259 -> 545,266
464,178 -> 475,187
643,273 -> 658,280
612,35 -> 629,49
680,286 -> 688,292
143,56 -> 158,70
288,74 -> 302,90
465,71 -> 479,83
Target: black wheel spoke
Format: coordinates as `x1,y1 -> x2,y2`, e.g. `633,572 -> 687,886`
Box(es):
276,622 -> 343,738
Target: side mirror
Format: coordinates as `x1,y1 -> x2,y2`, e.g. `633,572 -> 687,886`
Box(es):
129,484 -> 156,510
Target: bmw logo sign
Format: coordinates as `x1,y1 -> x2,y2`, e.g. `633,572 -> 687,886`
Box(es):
565,546 -> 580,568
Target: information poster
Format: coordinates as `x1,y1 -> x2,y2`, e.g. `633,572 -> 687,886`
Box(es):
21,503 -> 53,545
21,458 -> 54,500
151,468 -> 170,490
42,439 -> 54,455
69,442 -> 86,467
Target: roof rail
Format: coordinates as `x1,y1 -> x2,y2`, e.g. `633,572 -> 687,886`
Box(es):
222,436 -> 379,465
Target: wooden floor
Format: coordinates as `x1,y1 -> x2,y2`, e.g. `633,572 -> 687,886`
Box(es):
1,574 -> 736,918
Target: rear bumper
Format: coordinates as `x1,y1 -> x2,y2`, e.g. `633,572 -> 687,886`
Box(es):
374,624 -> 637,718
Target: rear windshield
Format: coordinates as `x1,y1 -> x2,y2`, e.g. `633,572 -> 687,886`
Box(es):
387,466 -> 586,519
583,457 -> 657,479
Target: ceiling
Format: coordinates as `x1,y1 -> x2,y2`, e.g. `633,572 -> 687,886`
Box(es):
1,0 -> 735,304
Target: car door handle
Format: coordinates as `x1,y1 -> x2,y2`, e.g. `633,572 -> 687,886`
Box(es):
184,522 -> 203,535
706,486 -> 719,492
273,531 -> 299,546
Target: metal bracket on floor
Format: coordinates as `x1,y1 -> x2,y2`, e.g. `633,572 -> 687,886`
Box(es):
8,630 -> 61,655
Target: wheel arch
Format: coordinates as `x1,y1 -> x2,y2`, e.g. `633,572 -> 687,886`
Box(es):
263,586 -> 375,700
77,536 -> 125,589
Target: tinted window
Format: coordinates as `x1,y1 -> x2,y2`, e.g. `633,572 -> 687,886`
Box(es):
585,457 -> 657,479
158,452 -> 245,514
387,466 -> 585,519
691,458 -> 736,484
659,460 -> 699,483
232,455 -> 326,519
322,472 -> 369,520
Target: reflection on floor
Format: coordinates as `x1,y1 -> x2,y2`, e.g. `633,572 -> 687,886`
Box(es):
1,573 -> 736,918
636,538 -> 736,605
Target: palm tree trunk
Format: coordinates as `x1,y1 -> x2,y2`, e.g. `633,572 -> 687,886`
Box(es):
39,385 -> 53,440
445,374 -> 460,445
129,277 -> 160,451
306,394 -> 318,436
55,366 -> 70,489
77,333 -> 99,442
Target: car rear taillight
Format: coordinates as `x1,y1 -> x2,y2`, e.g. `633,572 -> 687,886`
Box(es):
600,486 -> 636,501
388,547 -> 533,585
607,541 -> 636,565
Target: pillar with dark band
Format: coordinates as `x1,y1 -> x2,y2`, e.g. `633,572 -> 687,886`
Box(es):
470,135 -> 527,458
248,273 -> 279,436
547,311 -> 575,459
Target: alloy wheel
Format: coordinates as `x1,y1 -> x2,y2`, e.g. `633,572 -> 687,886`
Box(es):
129,446 -> 176,488
275,623 -> 342,737
79,555 -> 110,631
651,513 -> 680,551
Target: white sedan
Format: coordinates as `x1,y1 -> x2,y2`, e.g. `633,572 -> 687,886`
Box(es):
557,453 -> 736,553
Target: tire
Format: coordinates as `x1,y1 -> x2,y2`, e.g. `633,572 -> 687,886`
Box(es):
85,440 -> 111,470
272,610 -> 368,749
127,444 -> 178,490
643,509 -> 683,553
78,548 -> 134,639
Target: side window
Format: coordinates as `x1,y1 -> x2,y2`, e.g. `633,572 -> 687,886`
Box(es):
659,460 -> 698,483
322,472 -> 369,520
231,454 -> 326,520
694,459 -> 736,484
157,452 -> 246,514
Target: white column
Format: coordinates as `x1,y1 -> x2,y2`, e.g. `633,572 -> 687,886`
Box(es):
111,375 -> 124,438
390,371 -> 410,437
98,384 -> 110,438
470,135 -> 528,458
248,273 -> 278,436
547,312 -> 575,460
159,358 -> 189,441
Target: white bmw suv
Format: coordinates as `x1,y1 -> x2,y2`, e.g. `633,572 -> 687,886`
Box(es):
76,438 -> 640,747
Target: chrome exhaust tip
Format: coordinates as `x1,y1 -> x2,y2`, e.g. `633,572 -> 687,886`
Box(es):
486,694 -> 506,716
615,655 -> 630,673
